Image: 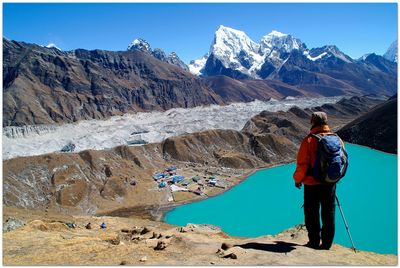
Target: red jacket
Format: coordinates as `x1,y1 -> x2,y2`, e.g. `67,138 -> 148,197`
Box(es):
293,124 -> 332,185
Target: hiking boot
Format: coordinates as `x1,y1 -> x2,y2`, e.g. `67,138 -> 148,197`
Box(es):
304,242 -> 319,249
319,244 -> 332,250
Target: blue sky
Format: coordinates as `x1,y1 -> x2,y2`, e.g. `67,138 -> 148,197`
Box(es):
3,3 -> 397,64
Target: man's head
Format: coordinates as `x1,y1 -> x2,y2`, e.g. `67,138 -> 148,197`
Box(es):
310,112 -> 328,126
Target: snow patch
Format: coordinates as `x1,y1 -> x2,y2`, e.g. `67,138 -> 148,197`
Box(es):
303,51 -> 328,61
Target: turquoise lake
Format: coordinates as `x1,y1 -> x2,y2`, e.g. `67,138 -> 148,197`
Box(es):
164,144 -> 398,254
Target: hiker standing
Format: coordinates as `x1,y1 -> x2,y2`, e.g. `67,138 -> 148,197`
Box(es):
293,112 -> 347,250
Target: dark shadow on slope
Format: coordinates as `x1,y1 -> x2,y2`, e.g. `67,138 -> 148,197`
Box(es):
235,241 -> 299,253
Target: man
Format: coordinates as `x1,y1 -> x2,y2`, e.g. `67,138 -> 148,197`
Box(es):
293,111 -> 336,250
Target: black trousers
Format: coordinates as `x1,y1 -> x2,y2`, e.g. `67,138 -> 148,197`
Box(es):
304,184 -> 336,247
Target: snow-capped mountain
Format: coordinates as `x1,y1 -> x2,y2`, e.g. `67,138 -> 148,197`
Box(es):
259,30 -> 305,55
127,38 -> 151,52
189,25 -> 340,79
209,25 -> 261,75
384,40 -> 397,62
257,30 -> 308,78
45,43 -> 61,50
128,38 -> 189,71
198,25 -> 307,78
188,25 -> 396,97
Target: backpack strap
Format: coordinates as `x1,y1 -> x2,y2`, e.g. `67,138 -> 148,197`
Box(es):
310,133 -> 322,141
310,132 -> 335,140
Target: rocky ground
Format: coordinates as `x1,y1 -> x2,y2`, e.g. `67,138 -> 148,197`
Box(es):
3,207 -> 396,265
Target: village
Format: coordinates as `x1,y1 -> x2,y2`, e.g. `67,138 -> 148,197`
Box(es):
152,164 -> 246,203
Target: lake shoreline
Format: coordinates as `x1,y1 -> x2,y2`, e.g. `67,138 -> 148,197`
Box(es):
159,159 -> 296,222
163,144 -> 398,255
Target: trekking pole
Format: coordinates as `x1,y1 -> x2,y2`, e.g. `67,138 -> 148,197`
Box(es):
335,195 -> 357,253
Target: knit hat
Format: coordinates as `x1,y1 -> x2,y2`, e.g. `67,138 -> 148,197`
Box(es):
311,112 -> 328,126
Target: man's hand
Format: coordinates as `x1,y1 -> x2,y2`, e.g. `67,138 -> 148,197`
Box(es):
295,182 -> 302,189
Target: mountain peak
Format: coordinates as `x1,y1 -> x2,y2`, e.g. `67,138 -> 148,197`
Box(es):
260,30 -> 304,55
45,43 -> 61,50
359,53 -> 373,61
267,30 -> 288,37
214,25 -> 254,43
127,38 -> 151,52
126,39 -> 188,71
384,40 -> 397,62
216,25 -> 243,34
211,25 -> 259,70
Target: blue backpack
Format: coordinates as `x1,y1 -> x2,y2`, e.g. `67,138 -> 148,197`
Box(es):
311,133 -> 349,184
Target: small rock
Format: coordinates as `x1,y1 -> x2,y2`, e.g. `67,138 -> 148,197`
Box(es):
131,226 -> 141,234
224,253 -> 237,259
216,249 -> 225,257
150,232 -> 158,239
106,236 -> 120,245
165,235 -> 172,239
210,261 -> 215,265
140,226 -> 152,235
3,217 -> 25,232
178,227 -> 187,233
85,223 -> 92,229
221,242 -> 232,250
66,222 -> 76,229
157,233 -> 163,239
104,165 -> 112,177
131,235 -> 141,241
119,260 -> 127,265
154,241 -> 167,250
121,228 -> 131,233
140,256 -> 147,262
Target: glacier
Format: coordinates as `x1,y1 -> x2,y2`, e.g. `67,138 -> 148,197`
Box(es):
3,97 -> 344,160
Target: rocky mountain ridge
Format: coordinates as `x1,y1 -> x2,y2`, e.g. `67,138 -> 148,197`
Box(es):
4,38 -> 339,127
4,38 -> 224,127
338,96 -> 397,154
127,38 -> 189,71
